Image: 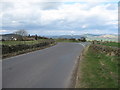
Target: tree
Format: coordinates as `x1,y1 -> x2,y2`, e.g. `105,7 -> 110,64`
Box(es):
81,37 -> 86,42
78,37 -> 86,42
28,34 -> 31,37
14,29 -> 28,36
35,34 -> 38,40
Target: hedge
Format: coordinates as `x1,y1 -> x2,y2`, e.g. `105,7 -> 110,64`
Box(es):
90,44 -> 120,56
2,40 -> 55,54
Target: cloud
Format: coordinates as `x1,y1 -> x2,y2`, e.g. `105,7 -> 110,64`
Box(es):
35,2 -> 62,10
1,0 -> 119,2
1,1 -> 118,35
0,30 -> 8,33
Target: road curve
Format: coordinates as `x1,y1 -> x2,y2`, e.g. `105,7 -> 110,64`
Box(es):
3,42 -> 85,88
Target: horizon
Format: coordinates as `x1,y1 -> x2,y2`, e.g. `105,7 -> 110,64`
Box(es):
1,33 -> 118,37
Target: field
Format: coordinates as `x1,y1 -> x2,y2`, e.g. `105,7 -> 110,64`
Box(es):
98,42 -> 120,48
86,37 -> 118,42
55,39 -> 81,43
0,39 -> 48,45
55,39 -> 80,42
76,45 -> 119,88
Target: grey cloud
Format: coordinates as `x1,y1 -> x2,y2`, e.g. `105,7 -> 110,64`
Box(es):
33,2 -> 62,10
2,2 -> 14,11
106,4 -> 117,10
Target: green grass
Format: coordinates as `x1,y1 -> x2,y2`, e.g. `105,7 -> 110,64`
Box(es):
98,42 -> 120,48
76,46 -> 119,88
55,39 -> 80,43
0,39 -> 48,45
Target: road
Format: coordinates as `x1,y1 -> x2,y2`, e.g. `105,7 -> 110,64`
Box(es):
2,42 -> 88,88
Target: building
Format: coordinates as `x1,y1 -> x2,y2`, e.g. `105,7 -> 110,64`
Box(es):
0,34 -> 23,41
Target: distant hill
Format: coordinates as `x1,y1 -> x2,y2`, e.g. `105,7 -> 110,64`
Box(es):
82,34 -> 101,37
85,34 -> 118,42
48,34 -> 118,42
98,34 -> 117,38
48,35 -> 84,39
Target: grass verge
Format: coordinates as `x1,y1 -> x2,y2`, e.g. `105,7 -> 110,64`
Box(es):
76,45 -> 119,88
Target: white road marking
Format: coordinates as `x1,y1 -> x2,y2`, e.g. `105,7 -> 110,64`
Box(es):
79,43 -> 85,48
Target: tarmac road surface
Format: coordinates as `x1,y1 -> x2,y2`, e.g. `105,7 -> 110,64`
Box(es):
2,42 -> 88,88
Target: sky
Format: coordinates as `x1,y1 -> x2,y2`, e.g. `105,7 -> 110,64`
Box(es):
0,0 -> 119,36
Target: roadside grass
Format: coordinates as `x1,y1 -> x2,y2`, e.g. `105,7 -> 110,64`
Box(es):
98,42 -> 120,48
0,39 -> 48,45
76,45 -> 119,88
